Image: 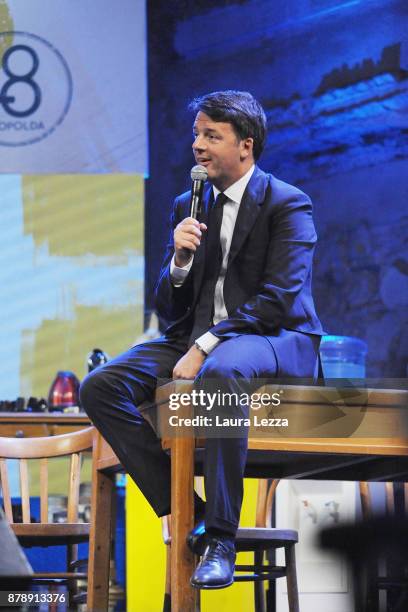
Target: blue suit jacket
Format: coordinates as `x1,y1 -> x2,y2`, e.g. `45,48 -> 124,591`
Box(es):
155,165 -> 323,342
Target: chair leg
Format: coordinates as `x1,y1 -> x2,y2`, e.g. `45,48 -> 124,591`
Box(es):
254,550 -> 266,612
351,559 -> 367,612
365,559 -> 379,612
163,545 -> 171,612
48,582 -> 59,612
285,544 -> 299,612
87,468 -> 115,611
67,543 -> 79,606
163,543 -> 201,612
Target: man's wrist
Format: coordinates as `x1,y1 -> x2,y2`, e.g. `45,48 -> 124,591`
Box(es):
195,332 -> 220,355
175,252 -> 193,268
170,254 -> 193,287
194,341 -> 208,357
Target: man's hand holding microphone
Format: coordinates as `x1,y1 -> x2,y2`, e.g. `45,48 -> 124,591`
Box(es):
174,164 -> 208,267
174,217 -> 207,267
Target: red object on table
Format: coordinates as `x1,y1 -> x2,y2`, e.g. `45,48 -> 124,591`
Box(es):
48,371 -> 80,410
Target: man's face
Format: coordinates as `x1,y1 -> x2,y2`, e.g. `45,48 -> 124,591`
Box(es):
192,112 -> 253,191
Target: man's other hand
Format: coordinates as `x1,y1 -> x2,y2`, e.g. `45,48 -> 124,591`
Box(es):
174,217 -> 207,267
173,345 -> 206,379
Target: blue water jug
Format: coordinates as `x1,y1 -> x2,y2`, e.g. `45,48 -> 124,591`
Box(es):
320,335 -> 368,378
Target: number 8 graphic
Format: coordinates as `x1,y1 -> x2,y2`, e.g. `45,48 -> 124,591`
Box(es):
0,44 -> 41,117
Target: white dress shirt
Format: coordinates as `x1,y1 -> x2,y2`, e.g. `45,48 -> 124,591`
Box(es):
170,165 -> 255,354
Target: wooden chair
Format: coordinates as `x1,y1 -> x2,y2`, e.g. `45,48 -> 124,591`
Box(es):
162,478 -> 299,612
355,481 -> 408,612
0,426 -> 95,606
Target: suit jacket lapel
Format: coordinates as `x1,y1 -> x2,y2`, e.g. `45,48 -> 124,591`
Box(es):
228,166 -> 267,266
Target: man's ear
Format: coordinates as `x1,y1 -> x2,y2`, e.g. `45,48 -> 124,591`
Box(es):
240,137 -> 254,160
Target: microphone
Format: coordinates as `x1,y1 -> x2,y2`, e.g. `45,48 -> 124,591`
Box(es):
190,164 -> 208,219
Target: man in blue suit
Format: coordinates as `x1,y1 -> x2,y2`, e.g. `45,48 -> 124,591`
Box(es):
80,90 -> 323,589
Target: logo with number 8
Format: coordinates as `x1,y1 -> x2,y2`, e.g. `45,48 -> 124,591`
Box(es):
0,31 -> 72,146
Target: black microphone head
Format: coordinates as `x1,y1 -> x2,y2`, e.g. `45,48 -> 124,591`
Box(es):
191,164 -> 208,182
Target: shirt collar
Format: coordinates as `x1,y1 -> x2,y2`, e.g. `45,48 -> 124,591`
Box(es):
212,164 -> 255,204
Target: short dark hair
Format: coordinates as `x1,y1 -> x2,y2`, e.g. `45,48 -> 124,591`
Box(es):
189,90 -> 267,161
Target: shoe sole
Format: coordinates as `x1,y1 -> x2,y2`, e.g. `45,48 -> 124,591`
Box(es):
190,578 -> 234,590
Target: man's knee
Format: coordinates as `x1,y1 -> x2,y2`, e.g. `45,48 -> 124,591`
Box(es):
79,369 -> 107,417
197,355 -> 245,381
196,353 -> 259,420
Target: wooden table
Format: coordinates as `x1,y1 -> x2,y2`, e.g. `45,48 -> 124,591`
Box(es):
90,383 -> 408,612
0,412 -> 90,438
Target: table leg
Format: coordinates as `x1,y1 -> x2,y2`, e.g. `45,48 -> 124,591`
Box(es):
171,435 -> 198,611
88,434 -> 115,612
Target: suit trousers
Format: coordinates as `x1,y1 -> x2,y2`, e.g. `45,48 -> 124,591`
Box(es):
79,330 -> 319,536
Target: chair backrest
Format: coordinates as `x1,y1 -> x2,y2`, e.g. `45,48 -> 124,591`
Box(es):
256,479 -> 280,528
359,480 -> 405,521
0,427 -> 95,525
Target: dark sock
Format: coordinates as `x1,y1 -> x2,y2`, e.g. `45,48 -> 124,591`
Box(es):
160,496 -> 205,521
194,491 -> 205,518
194,496 -> 206,522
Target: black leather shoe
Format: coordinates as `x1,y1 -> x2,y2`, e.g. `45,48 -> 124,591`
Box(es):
190,538 -> 236,589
